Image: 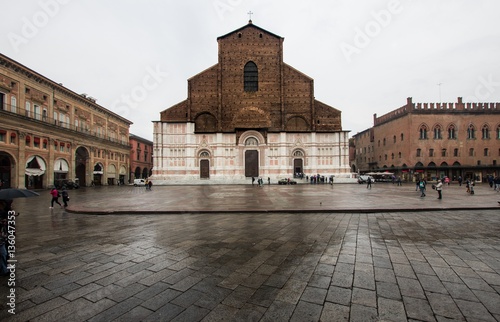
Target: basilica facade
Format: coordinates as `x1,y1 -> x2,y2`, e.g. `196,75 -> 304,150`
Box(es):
151,21 -> 350,184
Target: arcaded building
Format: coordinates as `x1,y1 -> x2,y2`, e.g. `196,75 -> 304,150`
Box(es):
129,134 -> 153,182
0,54 -> 132,189
152,21 -> 350,184
352,97 -> 500,182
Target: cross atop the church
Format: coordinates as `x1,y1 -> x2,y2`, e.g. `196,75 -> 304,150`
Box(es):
248,11 -> 253,23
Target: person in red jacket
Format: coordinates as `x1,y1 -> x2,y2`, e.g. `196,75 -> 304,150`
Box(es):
49,187 -> 62,208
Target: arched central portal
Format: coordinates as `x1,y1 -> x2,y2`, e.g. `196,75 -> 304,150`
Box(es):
245,150 -> 259,177
294,159 -> 303,176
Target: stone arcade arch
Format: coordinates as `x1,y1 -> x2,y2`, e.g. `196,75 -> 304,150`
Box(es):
93,162 -> 104,185
75,146 -> 89,186
25,155 -> 46,189
0,152 -> 15,188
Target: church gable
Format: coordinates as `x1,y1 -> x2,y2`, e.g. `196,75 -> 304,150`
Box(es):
159,22 -> 343,134
314,100 -> 342,132
217,22 -> 283,41
160,100 -> 188,122
189,64 -> 219,125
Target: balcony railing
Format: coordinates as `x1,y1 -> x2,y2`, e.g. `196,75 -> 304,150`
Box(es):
0,103 -> 128,146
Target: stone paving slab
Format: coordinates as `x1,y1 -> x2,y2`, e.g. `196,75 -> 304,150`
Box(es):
0,184 -> 499,321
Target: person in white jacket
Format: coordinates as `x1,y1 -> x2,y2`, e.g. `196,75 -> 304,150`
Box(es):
436,179 -> 443,199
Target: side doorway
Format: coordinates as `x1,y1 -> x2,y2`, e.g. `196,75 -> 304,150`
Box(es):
200,159 -> 209,179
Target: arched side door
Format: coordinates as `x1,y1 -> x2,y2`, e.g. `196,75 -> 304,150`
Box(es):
200,160 -> 210,179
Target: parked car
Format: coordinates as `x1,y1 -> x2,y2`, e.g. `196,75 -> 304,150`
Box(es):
357,175 -> 374,184
133,179 -> 146,186
278,178 -> 297,185
65,180 -> 79,189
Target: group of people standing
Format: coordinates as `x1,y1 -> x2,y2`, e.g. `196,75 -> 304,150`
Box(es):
417,178 -> 444,199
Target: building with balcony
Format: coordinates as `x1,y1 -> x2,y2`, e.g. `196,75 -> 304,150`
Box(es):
0,53 -> 132,189
129,134 -> 153,183
352,97 -> 500,182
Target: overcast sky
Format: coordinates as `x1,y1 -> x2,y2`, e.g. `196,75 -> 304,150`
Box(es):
2,0 -> 500,141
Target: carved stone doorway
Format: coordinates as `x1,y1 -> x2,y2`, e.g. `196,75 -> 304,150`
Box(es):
200,159 -> 210,179
245,150 -> 259,177
294,159 -> 303,175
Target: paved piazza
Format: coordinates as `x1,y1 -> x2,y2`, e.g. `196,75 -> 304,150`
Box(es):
1,183 -> 499,321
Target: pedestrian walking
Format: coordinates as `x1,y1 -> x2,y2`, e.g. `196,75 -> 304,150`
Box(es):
61,188 -> 70,207
436,179 -> 443,199
419,180 -> 426,197
366,176 -> 372,189
49,187 -> 62,208
148,179 -> 153,191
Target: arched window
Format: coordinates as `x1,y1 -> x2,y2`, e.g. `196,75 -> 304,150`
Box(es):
448,125 -> 456,139
419,125 -> 428,139
482,125 -> 490,139
469,148 -> 474,156
244,61 -> 258,92
484,148 -> 489,156
467,124 -> 475,139
416,148 -> 421,157
200,151 -> 210,158
293,150 -> 304,157
433,125 -> 442,139
400,133 -> 404,141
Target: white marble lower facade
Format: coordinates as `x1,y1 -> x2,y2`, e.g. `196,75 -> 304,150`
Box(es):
151,122 -> 352,184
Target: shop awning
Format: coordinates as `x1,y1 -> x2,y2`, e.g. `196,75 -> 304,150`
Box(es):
54,159 -> 69,173
25,155 -> 46,176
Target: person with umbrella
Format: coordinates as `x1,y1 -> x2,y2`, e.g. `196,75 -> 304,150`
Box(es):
0,200 -> 12,276
0,189 -> 38,276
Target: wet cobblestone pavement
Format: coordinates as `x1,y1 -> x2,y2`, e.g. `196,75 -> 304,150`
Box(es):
1,183 -> 499,321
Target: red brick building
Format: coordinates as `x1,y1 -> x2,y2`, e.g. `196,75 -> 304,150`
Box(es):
352,97 -> 500,182
129,134 -> 153,183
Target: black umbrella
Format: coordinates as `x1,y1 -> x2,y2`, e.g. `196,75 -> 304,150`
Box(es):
0,188 -> 40,200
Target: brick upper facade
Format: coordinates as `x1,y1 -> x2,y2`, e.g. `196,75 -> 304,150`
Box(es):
160,22 -> 342,137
